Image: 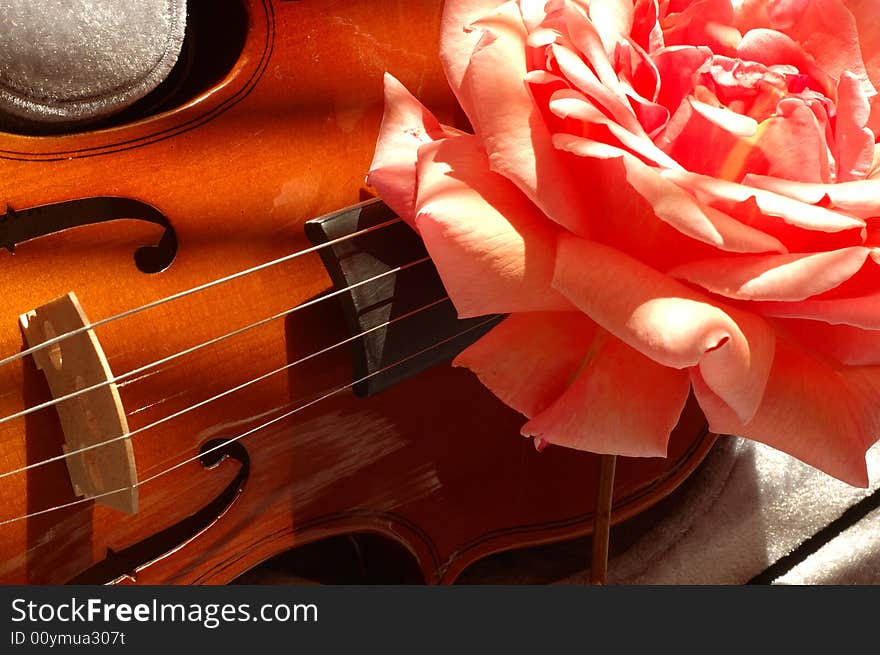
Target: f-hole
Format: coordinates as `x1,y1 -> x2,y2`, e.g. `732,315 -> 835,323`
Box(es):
1,197 -> 178,273
67,438 -> 249,584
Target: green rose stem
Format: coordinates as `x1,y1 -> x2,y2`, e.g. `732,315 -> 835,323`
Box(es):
589,454 -> 618,585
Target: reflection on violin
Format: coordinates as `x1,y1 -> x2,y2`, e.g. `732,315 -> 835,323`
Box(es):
0,0 -> 713,585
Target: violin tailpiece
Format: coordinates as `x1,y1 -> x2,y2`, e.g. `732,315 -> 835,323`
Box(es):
19,291 -> 138,514
305,198 -> 503,397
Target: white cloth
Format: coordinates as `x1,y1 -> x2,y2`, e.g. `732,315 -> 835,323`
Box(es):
558,437 -> 880,585
0,0 -> 186,124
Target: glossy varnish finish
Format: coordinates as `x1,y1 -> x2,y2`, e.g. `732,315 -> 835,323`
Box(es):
0,0 -> 714,584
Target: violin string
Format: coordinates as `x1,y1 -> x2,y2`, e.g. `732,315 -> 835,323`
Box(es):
0,214 -> 403,370
0,295 -> 451,481
0,254 -> 430,426
0,316 -> 498,527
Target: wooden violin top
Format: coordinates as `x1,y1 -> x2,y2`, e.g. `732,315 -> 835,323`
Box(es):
0,0 -> 713,584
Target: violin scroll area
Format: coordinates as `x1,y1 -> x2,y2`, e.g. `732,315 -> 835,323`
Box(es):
19,292 -> 138,514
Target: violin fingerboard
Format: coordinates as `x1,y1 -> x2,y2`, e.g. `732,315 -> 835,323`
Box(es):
304,198 -> 502,397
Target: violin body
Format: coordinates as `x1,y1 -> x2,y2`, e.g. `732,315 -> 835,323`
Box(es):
0,0 -> 713,584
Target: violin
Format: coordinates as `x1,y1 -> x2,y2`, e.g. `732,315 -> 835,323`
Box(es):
0,0 -> 714,584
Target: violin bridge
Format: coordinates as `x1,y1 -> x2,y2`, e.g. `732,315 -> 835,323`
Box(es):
19,292 -> 138,514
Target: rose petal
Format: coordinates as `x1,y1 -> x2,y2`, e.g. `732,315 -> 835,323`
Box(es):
741,174 -> 880,217
554,134 -> 788,253
731,0 -> 771,32
655,96 -> 760,180
651,45 -> 714,114
439,0 -> 506,110
661,0 -> 742,56
413,135 -> 574,316
689,97 -> 761,137
835,71 -> 876,183
691,340 -> 872,487
613,39 -> 670,134
695,55 -> 796,123
771,0 -> 876,96
669,247 -> 872,301
663,169 -> 866,232
453,311 -> 600,418
366,74 -> 455,227
459,2 -> 590,235
521,333 -> 691,457
869,141 -> 880,178
553,234 -> 776,423
706,195 -> 866,255
749,97 -> 835,183
757,291 -> 880,329
778,317 -> 880,366
843,0 -> 880,92
632,0 -> 665,52
552,140 -> 781,270
570,0 -> 635,56
736,28 -> 834,98
549,43 -> 646,136
547,89 -> 680,168
562,1 -> 623,88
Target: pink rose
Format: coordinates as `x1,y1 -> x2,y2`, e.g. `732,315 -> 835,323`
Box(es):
368,0 -> 880,486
